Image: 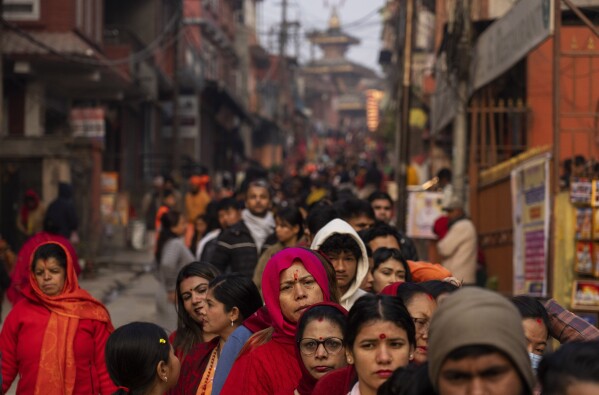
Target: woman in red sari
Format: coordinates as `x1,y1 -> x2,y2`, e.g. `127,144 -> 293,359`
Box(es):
220,247 -> 333,395
170,261 -> 220,361
170,273 -> 263,395
0,241 -> 116,394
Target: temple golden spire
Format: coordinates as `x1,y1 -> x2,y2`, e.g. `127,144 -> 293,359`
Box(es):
329,6 -> 340,30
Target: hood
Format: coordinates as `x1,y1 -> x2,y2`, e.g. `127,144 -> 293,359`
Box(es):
58,182 -> 73,199
310,218 -> 370,310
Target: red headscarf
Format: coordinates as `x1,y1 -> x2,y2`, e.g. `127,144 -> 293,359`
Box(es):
379,281 -> 405,296
262,248 -> 331,344
295,302 -> 348,395
19,189 -> 40,225
23,241 -> 113,395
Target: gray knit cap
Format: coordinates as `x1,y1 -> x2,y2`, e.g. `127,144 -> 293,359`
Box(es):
427,287 -> 535,393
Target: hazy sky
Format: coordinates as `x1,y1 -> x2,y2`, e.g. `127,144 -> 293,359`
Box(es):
258,0 -> 385,74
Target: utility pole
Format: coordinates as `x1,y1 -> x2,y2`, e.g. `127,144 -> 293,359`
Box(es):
278,0 -> 288,126
171,1 -> 182,177
452,0 -> 471,204
395,0 -> 415,232
0,0 -> 4,138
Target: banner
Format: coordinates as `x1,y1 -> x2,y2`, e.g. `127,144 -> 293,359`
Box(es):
406,191 -> 444,239
511,154 -> 551,296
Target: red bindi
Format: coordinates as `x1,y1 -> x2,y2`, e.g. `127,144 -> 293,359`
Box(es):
293,270 -> 299,281
427,294 -> 434,301
318,317 -> 324,322
536,318 -> 542,325
379,333 -> 386,340
319,337 -> 323,340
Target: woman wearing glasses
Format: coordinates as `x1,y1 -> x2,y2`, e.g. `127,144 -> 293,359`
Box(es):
395,282 -> 437,365
220,248 -> 333,395
294,303 -> 348,394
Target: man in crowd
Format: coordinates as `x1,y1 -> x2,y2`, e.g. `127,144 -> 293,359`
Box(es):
334,198 -> 375,232
360,223 -> 451,282
428,287 -> 535,395
360,222 -> 419,261
209,180 -> 275,278
368,191 -> 394,224
311,218 -> 369,310
437,195 -> 477,284
196,198 -> 240,261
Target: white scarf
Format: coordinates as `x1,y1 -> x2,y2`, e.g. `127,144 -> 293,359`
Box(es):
242,209 -> 275,252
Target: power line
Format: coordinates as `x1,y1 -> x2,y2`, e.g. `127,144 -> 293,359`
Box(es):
1,2 -> 182,67
340,6 -> 382,28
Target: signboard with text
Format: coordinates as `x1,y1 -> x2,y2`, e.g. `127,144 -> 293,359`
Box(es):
472,0 -> 554,91
511,154 -> 551,296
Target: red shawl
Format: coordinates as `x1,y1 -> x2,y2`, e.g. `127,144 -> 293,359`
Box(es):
167,336 -> 219,395
19,189 -> 40,225
244,305 -> 272,333
8,231 -> 81,304
311,366 -> 357,395
262,248 -> 332,344
22,241 -> 113,395
220,248 -> 332,395
379,281 -> 405,296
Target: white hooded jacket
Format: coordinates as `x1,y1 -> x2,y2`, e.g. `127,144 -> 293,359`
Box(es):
310,218 -> 370,310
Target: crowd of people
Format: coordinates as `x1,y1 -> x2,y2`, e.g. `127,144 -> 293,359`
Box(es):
0,165 -> 598,395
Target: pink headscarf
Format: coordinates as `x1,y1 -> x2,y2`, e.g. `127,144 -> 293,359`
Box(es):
262,248 -> 331,343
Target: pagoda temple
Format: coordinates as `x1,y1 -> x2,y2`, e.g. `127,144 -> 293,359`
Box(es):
303,7 -> 381,133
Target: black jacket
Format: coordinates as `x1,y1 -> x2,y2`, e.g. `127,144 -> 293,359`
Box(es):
207,221 -> 273,278
45,183 -> 78,238
397,232 -> 419,261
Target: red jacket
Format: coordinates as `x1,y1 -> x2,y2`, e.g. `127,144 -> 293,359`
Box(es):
0,299 -> 116,394
220,338 -> 301,395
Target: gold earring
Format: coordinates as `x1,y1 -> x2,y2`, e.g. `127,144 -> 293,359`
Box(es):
231,319 -> 234,327
163,376 -> 168,383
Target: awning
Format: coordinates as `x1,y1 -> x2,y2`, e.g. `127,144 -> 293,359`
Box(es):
203,80 -> 251,122
2,30 -> 131,85
3,31 -> 98,56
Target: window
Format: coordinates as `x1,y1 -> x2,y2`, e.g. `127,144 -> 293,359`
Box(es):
3,0 -> 40,21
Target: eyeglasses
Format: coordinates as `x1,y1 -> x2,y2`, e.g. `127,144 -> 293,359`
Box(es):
298,337 -> 344,356
412,317 -> 430,333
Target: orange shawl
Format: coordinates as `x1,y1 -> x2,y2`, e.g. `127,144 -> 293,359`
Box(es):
22,241 -> 114,395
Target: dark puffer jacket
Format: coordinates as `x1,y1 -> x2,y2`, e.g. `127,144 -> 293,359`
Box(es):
207,221 -> 273,278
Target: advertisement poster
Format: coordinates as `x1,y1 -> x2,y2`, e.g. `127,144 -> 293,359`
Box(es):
406,191 -> 444,239
572,280 -> 599,311
511,154 -> 551,296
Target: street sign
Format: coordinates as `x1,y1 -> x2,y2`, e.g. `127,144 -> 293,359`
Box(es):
472,0 -> 554,91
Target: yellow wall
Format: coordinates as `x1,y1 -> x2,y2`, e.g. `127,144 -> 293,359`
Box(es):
553,192 -> 577,306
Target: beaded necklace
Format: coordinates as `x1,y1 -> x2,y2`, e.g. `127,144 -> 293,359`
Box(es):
196,345 -> 219,395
